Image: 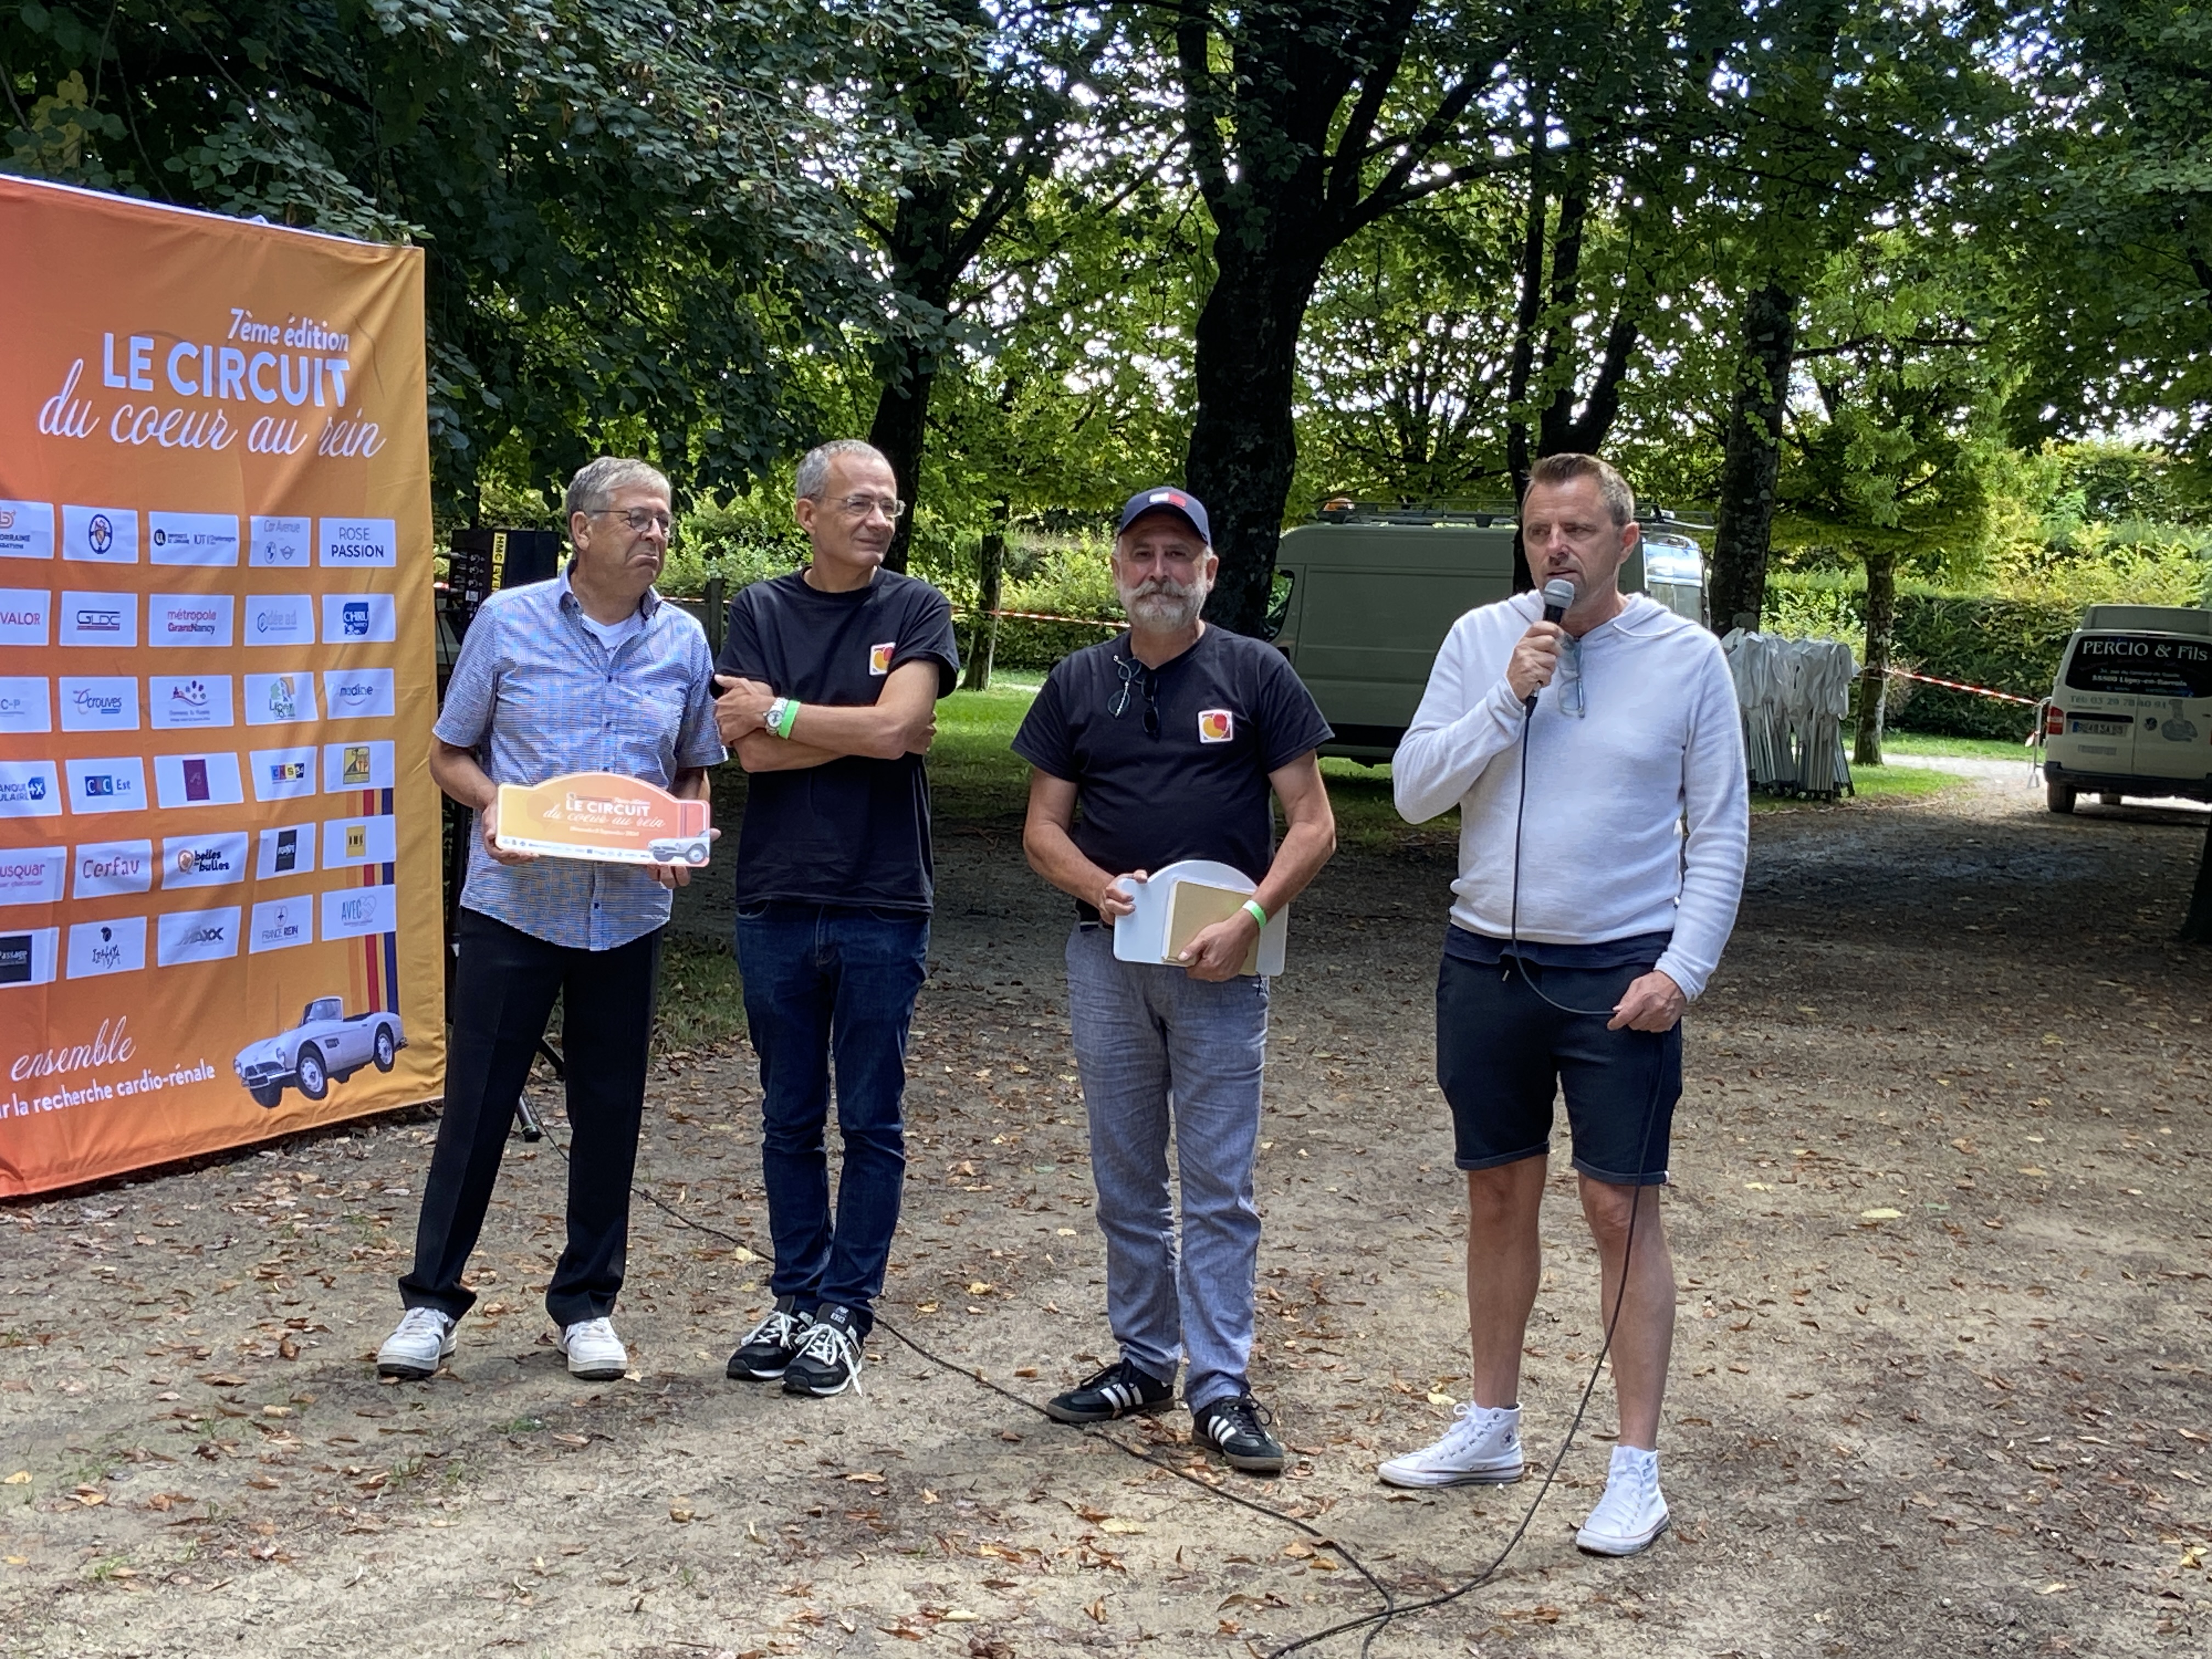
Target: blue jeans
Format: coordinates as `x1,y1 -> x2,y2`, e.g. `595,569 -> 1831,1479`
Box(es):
735,902 -> 929,1335
1064,923 -> 1269,1413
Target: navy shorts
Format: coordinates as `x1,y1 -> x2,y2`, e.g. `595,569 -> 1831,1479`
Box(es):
1436,952 -> 1681,1186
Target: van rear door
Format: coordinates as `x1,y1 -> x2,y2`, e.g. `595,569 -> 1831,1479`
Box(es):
2056,631 -> 2212,780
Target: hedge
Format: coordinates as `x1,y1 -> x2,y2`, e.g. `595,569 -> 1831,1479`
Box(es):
1886,592 -> 2080,740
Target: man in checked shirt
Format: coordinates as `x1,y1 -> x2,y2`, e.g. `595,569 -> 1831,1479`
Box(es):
376,457 -> 725,1384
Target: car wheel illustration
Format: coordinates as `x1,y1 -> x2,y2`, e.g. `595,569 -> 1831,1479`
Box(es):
296,1044 -> 329,1101
685,843 -> 707,865
374,1025 -> 397,1071
249,1084 -> 284,1110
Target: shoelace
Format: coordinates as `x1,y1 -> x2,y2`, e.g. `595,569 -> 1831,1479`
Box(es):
742,1306 -> 800,1350
1206,1395 -> 1273,1445
394,1307 -> 449,1339
797,1320 -> 864,1396
566,1317 -> 620,1351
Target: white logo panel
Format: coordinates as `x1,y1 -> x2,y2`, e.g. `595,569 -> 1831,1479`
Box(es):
322,814 -> 398,870
148,591 -> 235,647
0,847 -> 66,907
323,740 -> 394,793
67,915 -> 148,979
152,752 -> 245,810
252,746 -> 320,803
318,517 -> 397,568
61,590 -> 137,647
0,928 -> 60,988
66,756 -> 146,815
63,504 -> 138,563
0,759 -> 63,819
322,668 -> 394,721
57,675 -> 138,732
149,674 -> 234,730
256,823 -> 317,879
249,896 -> 315,954
73,839 -> 154,898
0,586 -> 51,646
0,501 -> 55,561
321,883 -> 398,940
0,675 -> 51,734
323,591 -> 396,644
149,512 -> 240,567
249,516 -> 313,568
156,905 -> 241,967
162,831 -> 250,890
244,672 -> 319,727
245,592 -> 314,646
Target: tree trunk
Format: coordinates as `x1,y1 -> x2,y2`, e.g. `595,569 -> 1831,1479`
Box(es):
1503,156 -> 1549,594
963,511 -> 1006,692
1184,238 -> 1324,636
2182,815 -> 2212,943
867,346 -> 938,575
1854,550 -> 1896,766
1709,283 -> 1799,634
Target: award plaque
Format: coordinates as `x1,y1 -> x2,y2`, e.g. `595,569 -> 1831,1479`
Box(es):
493,771 -> 712,866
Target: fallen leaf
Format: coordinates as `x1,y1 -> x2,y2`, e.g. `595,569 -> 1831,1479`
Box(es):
1098,1518 -> 1146,1535
2,1472 -> 29,1486
1859,1208 -> 1902,1221
732,1246 -> 759,1263
1425,1391 -> 1456,1406
669,1504 -> 693,1523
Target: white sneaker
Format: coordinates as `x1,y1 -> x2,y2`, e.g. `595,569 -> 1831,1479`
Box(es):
558,1317 -> 629,1381
376,1307 -> 456,1380
1378,1402 -> 1524,1488
1576,1445 -> 1670,1555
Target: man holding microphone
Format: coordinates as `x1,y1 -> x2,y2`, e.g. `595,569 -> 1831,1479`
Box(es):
379,457 -> 724,1384
1013,487 -> 1336,1475
1383,454 -> 1746,1554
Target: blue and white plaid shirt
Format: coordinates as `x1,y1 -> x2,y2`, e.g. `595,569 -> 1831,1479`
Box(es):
435,569 -> 726,949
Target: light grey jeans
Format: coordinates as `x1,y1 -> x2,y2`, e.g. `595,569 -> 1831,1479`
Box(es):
1064,922 -> 1269,1412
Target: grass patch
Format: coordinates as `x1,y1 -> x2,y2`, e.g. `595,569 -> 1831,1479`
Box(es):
654,934 -> 747,1052
1881,731 -> 2039,762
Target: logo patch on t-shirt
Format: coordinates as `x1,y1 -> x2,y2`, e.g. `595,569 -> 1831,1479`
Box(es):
1198,708 -> 1234,742
868,641 -> 895,676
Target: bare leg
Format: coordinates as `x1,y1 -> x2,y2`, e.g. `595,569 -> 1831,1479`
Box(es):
1465,1157 -> 1548,1408
1578,1176 -> 1675,1449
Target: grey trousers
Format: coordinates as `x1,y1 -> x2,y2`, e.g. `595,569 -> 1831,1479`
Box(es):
1064,923 -> 1269,1412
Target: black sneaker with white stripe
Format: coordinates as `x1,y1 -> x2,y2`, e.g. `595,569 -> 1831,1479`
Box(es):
1191,1392 -> 1286,1474
1045,1358 -> 1175,1423
726,1296 -> 810,1381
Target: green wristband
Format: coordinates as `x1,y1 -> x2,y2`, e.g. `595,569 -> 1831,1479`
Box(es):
1242,899 -> 1268,929
775,698 -> 801,740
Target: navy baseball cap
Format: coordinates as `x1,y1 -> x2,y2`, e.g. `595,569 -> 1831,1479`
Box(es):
1116,486 -> 1211,545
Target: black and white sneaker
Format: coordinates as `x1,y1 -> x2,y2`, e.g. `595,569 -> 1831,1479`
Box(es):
783,1304 -> 865,1397
1045,1359 -> 1175,1424
1192,1393 -> 1286,1475
726,1296 -> 811,1381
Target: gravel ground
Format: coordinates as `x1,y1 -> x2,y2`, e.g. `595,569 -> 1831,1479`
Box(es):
3,767 -> 2208,1657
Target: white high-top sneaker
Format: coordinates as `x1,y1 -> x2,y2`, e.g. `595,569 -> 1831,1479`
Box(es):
1576,1444 -> 1670,1555
375,1307 -> 456,1380
1377,1403 -> 1524,1488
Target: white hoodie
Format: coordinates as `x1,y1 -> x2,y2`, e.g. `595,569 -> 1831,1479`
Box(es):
1393,590 -> 1748,1000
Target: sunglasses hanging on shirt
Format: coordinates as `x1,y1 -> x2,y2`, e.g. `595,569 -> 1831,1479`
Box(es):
1110,653 -> 1161,737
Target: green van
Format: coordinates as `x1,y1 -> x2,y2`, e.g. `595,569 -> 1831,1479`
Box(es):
1265,506 -> 1707,762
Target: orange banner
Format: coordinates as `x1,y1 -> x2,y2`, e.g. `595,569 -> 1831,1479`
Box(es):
495,772 -> 711,865
0,178 -> 445,1195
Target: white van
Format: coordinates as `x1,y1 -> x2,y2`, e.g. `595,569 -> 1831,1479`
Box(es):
2039,604 -> 2212,812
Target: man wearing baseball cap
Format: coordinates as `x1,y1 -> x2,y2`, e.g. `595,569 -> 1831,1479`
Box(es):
1011,486 -> 1337,1475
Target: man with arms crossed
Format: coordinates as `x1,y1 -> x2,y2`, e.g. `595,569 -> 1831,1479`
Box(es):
713,440 -> 959,1397
379,457 -> 724,1383
1013,487 -> 1336,1475
1383,454 -> 1747,1554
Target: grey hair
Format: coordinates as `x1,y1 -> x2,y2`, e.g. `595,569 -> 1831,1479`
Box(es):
1525,453 -> 1635,527
565,456 -> 670,523
795,439 -> 890,501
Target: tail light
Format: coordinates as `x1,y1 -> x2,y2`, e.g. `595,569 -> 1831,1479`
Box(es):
2044,706 -> 2064,736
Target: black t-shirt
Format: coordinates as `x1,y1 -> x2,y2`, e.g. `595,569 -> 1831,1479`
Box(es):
718,568 -> 960,911
1011,628 -> 1332,903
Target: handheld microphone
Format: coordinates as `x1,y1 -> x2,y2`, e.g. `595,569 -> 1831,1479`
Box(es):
1525,578 -> 1578,711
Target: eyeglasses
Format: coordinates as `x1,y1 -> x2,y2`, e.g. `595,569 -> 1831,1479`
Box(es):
1111,654 -> 1160,737
1558,634 -> 1586,718
590,507 -> 673,534
828,494 -> 907,522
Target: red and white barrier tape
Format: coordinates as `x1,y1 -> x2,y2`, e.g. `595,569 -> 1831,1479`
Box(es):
1882,667 -> 2039,706
962,607 -> 1129,630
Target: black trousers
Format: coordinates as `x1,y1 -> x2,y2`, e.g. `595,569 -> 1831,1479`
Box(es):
399,909 -> 662,1328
